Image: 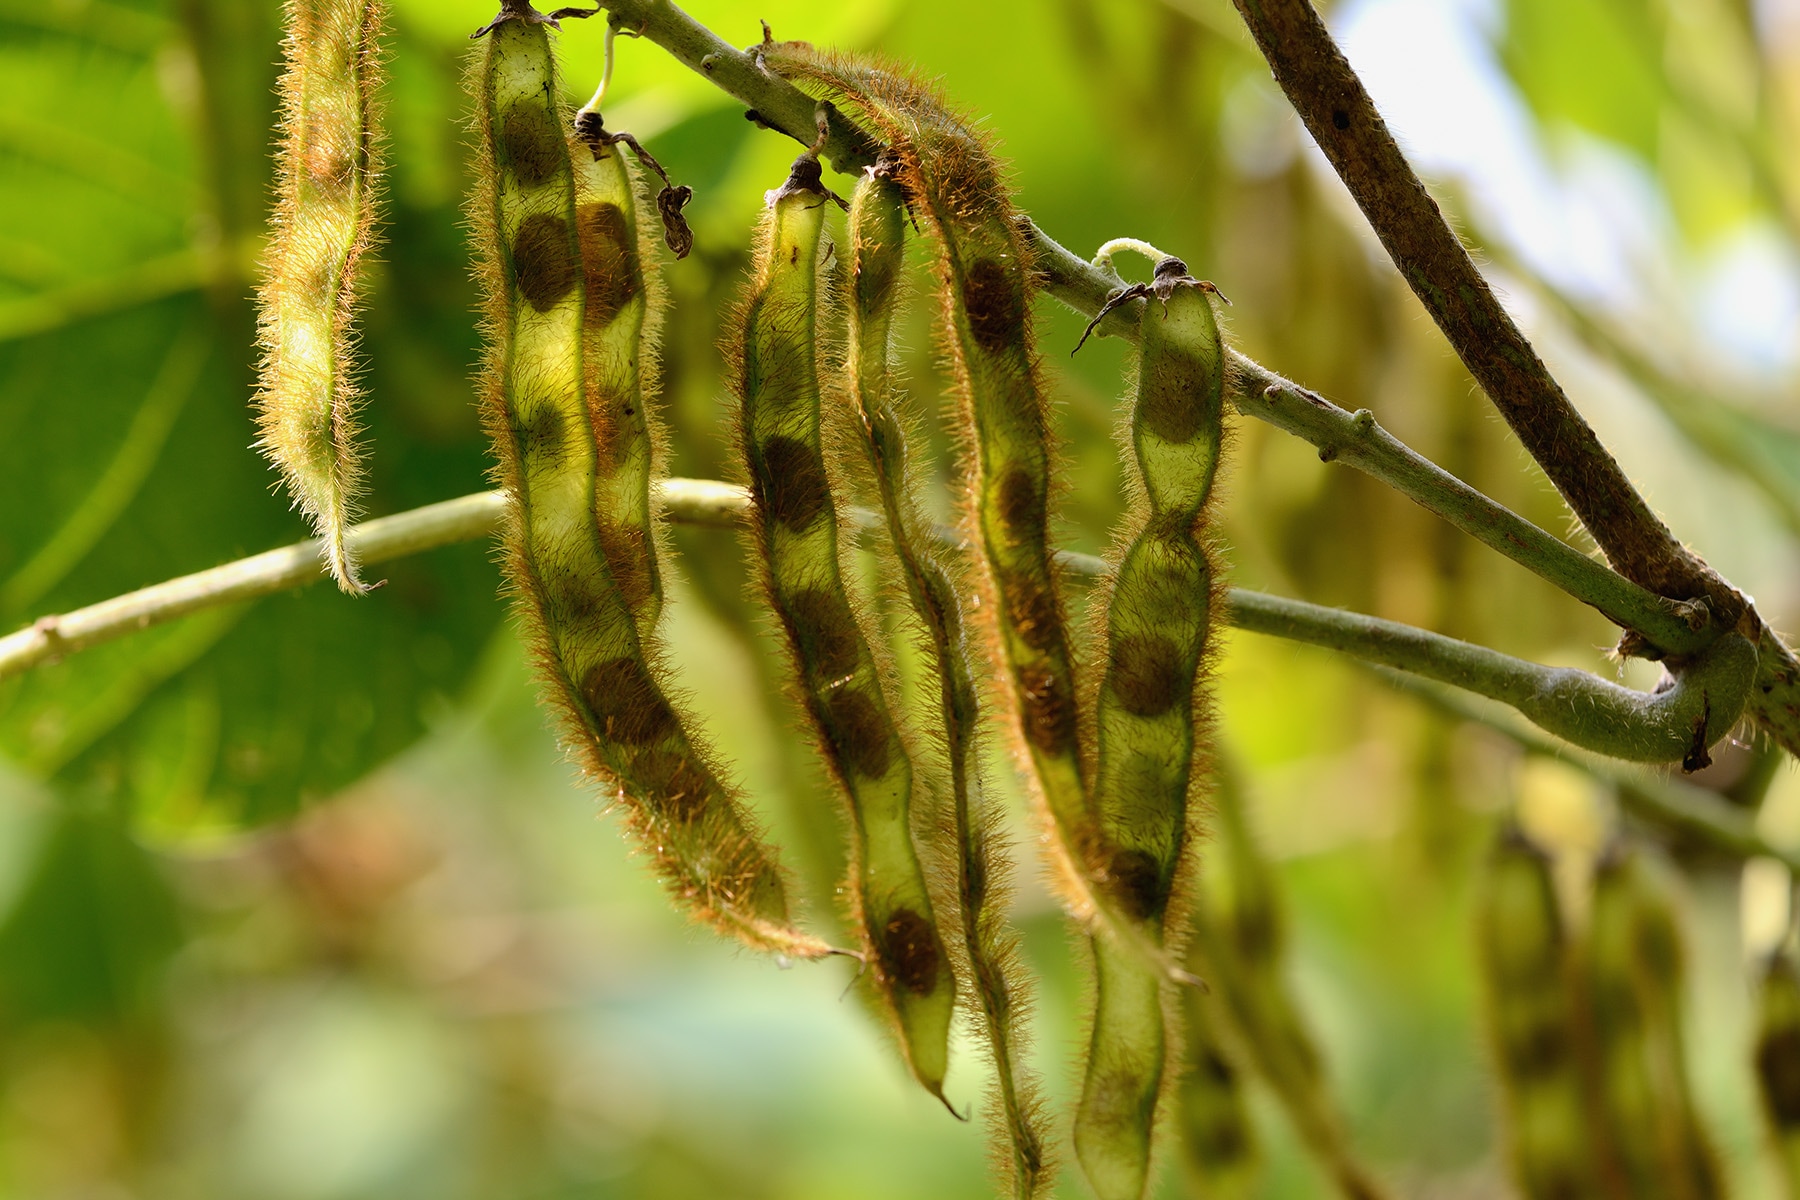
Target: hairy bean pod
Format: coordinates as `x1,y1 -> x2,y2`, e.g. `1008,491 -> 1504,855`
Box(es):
1756,952 -> 1800,1195
255,0 -> 386,592
843,161 -> 1050,1191
470,3 -> 826,960
763,42 -> 1185,990
728,154 -> 956,1098
1582,848 -> 1722,1200
570,123 -> 666,633
1476,828 -> 1604,1199
1074,254 -> 1225,1199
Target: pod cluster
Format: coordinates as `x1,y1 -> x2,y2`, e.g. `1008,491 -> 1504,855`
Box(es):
257,5 -> 1652,1197
468,6 -> 827,961
1477,828 -> 1721,1200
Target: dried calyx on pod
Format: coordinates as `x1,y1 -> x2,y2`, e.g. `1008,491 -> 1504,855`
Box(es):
571,20 -> 695,258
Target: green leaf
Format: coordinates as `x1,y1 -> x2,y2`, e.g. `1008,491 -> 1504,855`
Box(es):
0,807 -> 181,1027
1498,0 -> 1665,160
0,4 -> 505,837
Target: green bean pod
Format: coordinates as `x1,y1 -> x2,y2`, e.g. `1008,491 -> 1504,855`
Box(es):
1582,849 -> 1722,1200
469,3 -> 827,961
728,155 -> 956,1101
1074,257 -> 1224,1199
1476,828 -> 1604,1199
255,0 -> 386,592
763,43 -> 1185,989
1756,952 -> 1800,1195
844,161 -> 1050,1192
571,127 -> 665,634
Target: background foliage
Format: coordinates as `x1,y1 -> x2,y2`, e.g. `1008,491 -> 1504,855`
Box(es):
1,0 -> 1798,1195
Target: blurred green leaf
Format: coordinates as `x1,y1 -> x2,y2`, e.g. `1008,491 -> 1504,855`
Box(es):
0,807 -> 181,1026
0,4 -> 504,837
1499,0 -> 1664,159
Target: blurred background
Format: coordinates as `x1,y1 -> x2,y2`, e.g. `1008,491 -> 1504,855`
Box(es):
2,0 -> 1799,1195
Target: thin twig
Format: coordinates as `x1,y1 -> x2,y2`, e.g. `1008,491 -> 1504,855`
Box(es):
1028,233 -> 1712,655
0,481 -> 1754,768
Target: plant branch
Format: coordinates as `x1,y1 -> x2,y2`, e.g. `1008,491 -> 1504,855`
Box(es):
1224,0 -> 1740,625
1030,233 -> 1713,655
1225,590 -> 1755,769
589,0 -> 1724,663
1377,668 -> 1798,874
0,482 -> 1755,770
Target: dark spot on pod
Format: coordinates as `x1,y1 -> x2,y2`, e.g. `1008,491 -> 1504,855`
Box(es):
577,201 -> 641,326
1017,663 -> 1074,755
1198,1047 -> 1236,1086
787,586 -> 860,679
1110,634 -> 1185,717
877,907 -> 941,996
1230,901 -> 1276,965
1503,1019 -> 1570,1084
961,258 -> 1026,355
581,657 -> 677,746
1331,108 -> 1351,131
822,688 -> 891,778
1139,349 -> 1208,444
630,748 -> 713,823
540,561 -> 608,628
1760,1026 -> 1800,1126
1088,1064 -> 1157,1125
1103,845 -> 1167,922
501,104 -> 564,188
754,436 -> 829,532
594,521 -> 651,609
1000,571 -> 1060,654
303,141 -> 354,196
512,213 -> 578,313
515,403 -> 566,468
996,467 -> 1046,543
